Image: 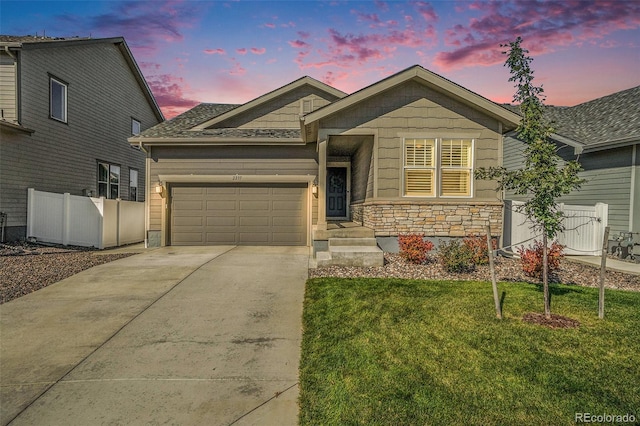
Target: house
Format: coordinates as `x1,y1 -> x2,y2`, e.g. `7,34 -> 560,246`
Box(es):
129,65 -> 521,264
503,86 -> 640,243
0,35 -> 164,242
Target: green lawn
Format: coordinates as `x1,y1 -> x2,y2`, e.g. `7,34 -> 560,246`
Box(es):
299,278 -> 640,425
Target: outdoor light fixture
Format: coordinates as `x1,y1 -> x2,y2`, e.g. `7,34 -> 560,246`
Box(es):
312,182 -> 318,197
155,182 -> 164,194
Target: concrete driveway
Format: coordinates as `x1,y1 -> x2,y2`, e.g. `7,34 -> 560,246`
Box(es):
0,246 -> 310,426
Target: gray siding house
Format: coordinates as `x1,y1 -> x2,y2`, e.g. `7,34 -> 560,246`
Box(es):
0,36 -> 164,241
130,65 -> 521,252
503,86 -> 640,238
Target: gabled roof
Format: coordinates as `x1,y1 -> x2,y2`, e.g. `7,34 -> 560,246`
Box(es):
190,76 -> 347,131
0,35 -> 164,122
130,103 -> 303,144
301,65 -> 522,141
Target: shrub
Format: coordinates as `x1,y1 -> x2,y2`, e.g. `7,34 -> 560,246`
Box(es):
398,234 -> 434,264
438,239 -> 475,273
517,240 -> 564,279
463,234 -> 498,266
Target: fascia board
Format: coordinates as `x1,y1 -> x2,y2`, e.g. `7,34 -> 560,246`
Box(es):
191,76 -> 347,131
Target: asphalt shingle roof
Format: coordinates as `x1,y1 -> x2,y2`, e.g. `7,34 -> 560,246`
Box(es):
136,103 -> 301,139
504,86 -> 640,146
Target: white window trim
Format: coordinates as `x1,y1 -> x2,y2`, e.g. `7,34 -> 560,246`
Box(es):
49,76 -> 68,123
439,138 -> 474,199
402,137 -> 475,198
98,161 -> 121,199
129,168 -> 139,201
403,138 -> 436,198
132,118 -> 141,136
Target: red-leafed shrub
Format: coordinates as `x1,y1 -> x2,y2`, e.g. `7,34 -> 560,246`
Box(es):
517,240 -> 564,279
399,234 -> 434,264
463,234 -> 498,266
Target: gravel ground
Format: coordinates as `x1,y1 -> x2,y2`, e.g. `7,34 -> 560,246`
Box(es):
310,253 -> 640,291
1,242 -> 135,304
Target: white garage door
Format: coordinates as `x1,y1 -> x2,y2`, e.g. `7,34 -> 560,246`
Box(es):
170,184 -> 307,246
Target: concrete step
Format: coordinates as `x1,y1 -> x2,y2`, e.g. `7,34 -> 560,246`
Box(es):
315,243 -> 384,268
329,237 -> 378,247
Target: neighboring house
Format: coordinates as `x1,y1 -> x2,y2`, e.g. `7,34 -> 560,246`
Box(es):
0,35 -> 164,241
130,65 -> 521,254
503,86 -> 640,240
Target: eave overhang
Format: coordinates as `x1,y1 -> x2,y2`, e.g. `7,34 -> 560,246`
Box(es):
0,120 -> 35,134
129,136 -> 306,146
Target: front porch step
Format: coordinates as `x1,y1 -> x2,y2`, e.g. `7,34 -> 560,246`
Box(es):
315,237 -> 384,267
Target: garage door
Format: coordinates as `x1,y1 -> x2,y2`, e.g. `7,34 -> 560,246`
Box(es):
170,183 -> 307,246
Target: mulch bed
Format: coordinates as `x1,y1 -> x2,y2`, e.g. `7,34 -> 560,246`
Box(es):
522,312 -> 581,329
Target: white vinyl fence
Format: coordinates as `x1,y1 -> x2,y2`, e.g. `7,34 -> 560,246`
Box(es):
504,200 -> 608,256
27,188 -> 144,249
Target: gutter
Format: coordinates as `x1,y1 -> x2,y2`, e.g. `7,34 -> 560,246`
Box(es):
128,137 -> 307,146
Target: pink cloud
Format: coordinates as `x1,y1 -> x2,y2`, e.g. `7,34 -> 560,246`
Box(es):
288,39 -> 310,49
264,23 -> 276,29
228,58 -> 246,76
204,48 -> 226,55
236,48 -> 247,55
435,0 -> 640,69
145,73 -> 199,119
413,1 -> 438,22
250,47 -> 266,55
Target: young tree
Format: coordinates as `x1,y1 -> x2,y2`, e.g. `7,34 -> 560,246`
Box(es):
476,37 -> 584,318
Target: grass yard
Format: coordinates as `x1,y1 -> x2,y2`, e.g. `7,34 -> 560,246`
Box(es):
299,278 -> 640,425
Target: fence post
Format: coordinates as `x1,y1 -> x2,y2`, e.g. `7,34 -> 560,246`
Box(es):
97,197 -> 105,250
27,188 -> 35,238
595,203 -> 608,253
62,193 -> 71,246
486,225 -> 501,319
599,226 -> 610,319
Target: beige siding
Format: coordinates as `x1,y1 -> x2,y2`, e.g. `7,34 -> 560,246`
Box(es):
218,87 -> 336,129
0,52 -> 17,122
148,145 -> 318,231
0,42 -> 161,232
319,80 -> 502,202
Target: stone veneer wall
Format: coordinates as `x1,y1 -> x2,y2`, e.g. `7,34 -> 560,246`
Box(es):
350,201 -> 503,237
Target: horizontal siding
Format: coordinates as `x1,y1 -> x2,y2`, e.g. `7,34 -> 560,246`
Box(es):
218,86 -> 338,129
0,42 -> 161,229
320,80 -> 502,201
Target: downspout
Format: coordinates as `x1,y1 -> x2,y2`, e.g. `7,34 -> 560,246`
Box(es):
4,46 -> 16,59
630,144 -> 637,232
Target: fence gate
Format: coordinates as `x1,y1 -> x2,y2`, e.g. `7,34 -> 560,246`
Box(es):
504,200 -> 608,256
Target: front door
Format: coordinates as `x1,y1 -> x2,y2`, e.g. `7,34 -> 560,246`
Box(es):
326,167 -> 347,218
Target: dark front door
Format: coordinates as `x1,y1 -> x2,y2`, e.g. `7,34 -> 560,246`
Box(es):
326,167 -> 347,218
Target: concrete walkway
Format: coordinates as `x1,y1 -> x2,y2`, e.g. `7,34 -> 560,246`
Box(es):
566,255 -> 640,276
1,246 -> 310,426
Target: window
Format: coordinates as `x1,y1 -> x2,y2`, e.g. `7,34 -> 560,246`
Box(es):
404,138 -> 436,196
440,139 -> 473,197
50,77 -> 67,122
129,168 -> 139,201
131,118 -> 141,135
98,162 -> 120,199
403,138 -> 473,197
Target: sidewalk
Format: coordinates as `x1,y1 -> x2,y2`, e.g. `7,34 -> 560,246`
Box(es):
566,255 -> 640,276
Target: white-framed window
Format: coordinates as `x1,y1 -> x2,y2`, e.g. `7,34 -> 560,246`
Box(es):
131,118 -> 141,135
404,138 -> 436,196
50,76 -> 67,122
403,138 -> 474,197
129,168 -> 139,201
98,161 -> 120,199
440,138 -> 473,197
